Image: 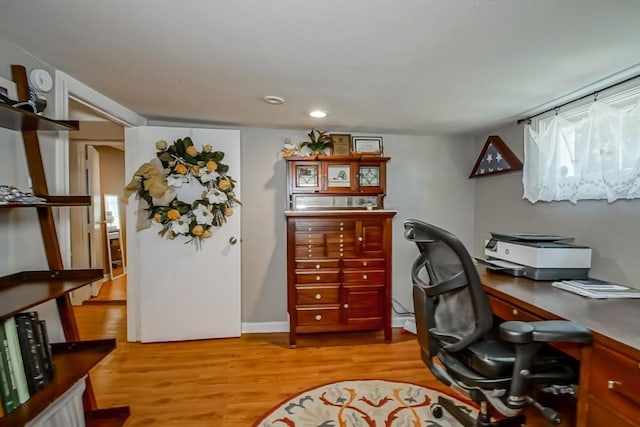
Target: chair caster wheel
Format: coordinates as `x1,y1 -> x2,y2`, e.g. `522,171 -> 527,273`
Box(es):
430,403 -> 444,419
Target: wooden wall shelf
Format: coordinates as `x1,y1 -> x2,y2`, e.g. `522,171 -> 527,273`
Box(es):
0,195 -> 92,208
0,339 -> 121,427
0,269 -> 103,319
0,64 -> 128,426
0,102 -> 78,132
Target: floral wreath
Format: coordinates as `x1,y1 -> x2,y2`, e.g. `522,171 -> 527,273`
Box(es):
126,137 -> 240,246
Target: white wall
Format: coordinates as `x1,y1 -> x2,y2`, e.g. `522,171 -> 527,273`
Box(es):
473,123 -> 640,289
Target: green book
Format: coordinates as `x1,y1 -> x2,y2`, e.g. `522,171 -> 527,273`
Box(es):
4,318 -> 30,403
0,326 -> 19,413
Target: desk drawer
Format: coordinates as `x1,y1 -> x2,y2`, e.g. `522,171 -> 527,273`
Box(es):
589,343 -> 640,421
488,295 -> 581,360
587,396 -> 637,427
488,296 -> 542,322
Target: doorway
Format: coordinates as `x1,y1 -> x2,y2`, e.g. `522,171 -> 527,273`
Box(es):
68,99 -> 127,305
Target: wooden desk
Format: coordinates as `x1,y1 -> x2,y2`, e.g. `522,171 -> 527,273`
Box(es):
480,267 -> 640,427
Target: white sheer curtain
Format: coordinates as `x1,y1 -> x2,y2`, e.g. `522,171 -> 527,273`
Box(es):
523,101 -> 640,203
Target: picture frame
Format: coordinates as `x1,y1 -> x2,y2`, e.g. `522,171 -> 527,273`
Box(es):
352,136 -> 383,156
327,164 -> 351,187
0,76 -> 18,101
330,133 -> 352,156
296,164 -> 319,187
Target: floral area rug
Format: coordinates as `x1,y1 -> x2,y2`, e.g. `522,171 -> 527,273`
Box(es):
253,379 -> 480,426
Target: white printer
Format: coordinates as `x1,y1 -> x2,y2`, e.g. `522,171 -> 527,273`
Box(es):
478,232 -> 592,280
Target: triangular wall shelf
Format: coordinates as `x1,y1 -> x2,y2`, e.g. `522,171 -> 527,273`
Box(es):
469,135 -> 523,179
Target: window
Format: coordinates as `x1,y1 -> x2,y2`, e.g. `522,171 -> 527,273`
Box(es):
523,80 -> 640,203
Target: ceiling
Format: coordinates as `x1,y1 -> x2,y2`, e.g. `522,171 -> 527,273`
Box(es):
2,1 -> 640,136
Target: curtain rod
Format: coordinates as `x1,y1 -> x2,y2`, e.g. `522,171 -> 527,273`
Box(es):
516,73 -> 640,125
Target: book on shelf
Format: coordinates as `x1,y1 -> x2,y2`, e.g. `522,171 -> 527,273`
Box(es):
3,317 -> 30,404
31,315 -> 55,382
552,279 -> 640,299
0,324 -> 19,413
15,312 -> 46,395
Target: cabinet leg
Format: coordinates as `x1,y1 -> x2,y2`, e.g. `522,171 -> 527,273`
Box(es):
289,331 -> 297,349
384,324 -> 392,343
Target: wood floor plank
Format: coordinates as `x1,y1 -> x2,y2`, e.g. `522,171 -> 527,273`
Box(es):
73,303 -> 575,426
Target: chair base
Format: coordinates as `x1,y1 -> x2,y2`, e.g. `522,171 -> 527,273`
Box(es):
437,396 -> 526,427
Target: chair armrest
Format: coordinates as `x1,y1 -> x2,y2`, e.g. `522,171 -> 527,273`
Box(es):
500,320 -> 592,344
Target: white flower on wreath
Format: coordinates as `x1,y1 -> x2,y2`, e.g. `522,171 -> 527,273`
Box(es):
200,169 -> 220,183
166,174 -> 188,188
170,215 -> 191,234
205,188 -> 228,204
192,204 -> 214,225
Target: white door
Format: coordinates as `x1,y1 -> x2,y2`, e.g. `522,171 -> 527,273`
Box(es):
125,126 -> 241,342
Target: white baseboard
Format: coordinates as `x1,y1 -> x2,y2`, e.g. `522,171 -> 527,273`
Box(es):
241,315 -> 414,334
241,321 -> 289,333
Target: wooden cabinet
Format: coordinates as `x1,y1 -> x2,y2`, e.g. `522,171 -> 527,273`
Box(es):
285,155 -> 395,347
583,342 -> 640,426
0,66 -> 128,426
480,268 -> 640,427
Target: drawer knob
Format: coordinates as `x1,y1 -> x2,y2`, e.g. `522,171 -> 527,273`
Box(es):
315,314 -> 322,321
315,293 -> 322,300
340,227 -> 344,231
512,309 -> 518,316
316,275 -> 321,281
343,304 -> 349,308
363,274 -> 368,280
340,234 -> 344,238
315,264 -> 320,269
608,380 -> 622,389
358,237 -> 363,242
363,261 -> 368,266
340,222 -> 344,226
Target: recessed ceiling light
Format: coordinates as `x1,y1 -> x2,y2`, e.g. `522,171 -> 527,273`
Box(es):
263,95 -> 285,105
309,110 -> 327,118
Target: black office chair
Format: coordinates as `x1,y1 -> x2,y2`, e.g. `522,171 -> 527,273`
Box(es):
404,219 -> 592,426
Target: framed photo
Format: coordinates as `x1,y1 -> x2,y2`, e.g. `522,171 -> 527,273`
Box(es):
0,76 -> 17,101
327,164 -> 351,187
352,136 -> 383,156
330,133 -> 351,156
296,164 -> 319,187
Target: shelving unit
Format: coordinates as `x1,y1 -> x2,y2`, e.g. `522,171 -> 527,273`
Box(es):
284,155 -> 396,347
0,65 -> 129,426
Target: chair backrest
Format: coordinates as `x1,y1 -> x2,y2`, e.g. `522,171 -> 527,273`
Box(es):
404,219 -> 494,363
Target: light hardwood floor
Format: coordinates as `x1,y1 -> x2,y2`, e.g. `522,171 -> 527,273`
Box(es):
74,302 -> 574,426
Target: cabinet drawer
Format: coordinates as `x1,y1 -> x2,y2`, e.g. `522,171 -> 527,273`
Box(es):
294,220 -> 355,231
326,247 -> 356,258
343,258 -> 385,269
294,232 -> 325,245
343,270 -> 385,284
296,286 -> 340,305
590,343 -> 640,418
295,259 -> 340,270
297,307 -> 340,326
587,396 -> 637,427
296,271 -> 340,284
295,246 -> 326,258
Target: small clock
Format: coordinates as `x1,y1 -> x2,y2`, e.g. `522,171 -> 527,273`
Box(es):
29,68 -> 53,93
